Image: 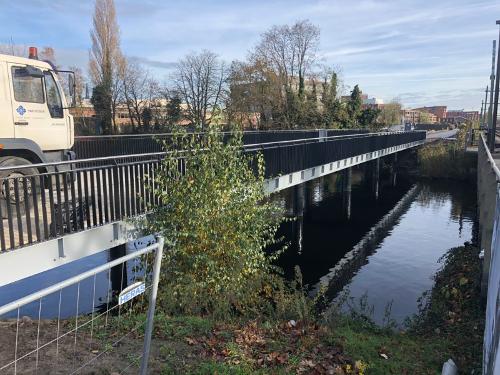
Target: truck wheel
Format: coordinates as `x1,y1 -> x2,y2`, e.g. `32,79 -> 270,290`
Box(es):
0,157 -> 39,219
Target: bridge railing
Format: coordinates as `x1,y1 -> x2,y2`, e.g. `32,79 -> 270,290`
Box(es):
0,131 -> 424,253
478,134 -> 500,374
250,131 -> 425,178
72,129 -> 370,159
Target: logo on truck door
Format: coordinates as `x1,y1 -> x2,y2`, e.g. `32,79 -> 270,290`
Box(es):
16,105 -> 26,116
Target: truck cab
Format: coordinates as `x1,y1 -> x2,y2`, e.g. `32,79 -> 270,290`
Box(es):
0,48 -> 75,217
0,48 -> 74,166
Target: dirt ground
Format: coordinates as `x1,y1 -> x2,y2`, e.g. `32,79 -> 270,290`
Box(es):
0,317 -> 163,374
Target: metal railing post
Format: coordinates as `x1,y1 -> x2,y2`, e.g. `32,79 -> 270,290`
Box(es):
140,235 -> 164,375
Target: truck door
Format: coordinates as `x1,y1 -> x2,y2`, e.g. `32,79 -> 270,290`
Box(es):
8,64 -> 68,151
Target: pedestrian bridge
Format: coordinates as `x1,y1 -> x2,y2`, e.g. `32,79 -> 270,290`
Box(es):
0,129 -> 425,286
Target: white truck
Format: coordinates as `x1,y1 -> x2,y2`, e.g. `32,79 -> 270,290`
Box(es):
0,47 -> 76,213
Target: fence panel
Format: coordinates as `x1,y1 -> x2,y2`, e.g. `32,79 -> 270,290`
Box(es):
0,238 -> 164,374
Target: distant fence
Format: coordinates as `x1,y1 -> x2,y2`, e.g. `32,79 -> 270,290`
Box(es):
0,237 -> 164,374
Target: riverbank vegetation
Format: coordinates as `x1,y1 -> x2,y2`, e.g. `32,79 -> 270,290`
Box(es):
134,129 -> 485,374
418,126 -> 477,181
62,243 -> 481,374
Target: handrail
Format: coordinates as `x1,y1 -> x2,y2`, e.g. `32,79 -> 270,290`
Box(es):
74,128 -> 369,139
0,131 -> 424,172
481,132 -> 500,181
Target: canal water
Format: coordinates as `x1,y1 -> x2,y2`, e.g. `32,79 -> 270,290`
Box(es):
0,161 -> 477,324
274,166 -> 477,326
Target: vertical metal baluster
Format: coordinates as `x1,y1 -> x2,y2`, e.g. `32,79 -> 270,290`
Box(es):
47,175 -> 56,238
108,168 -> 115,221
35,297 -> 42,371
63,173 -> 71,234
83,171 -> 91,228
77,171 -> 84,230
70,173 -> 77,232
124,166 -> 130,217
55,174 -> 63,236
102,168 -> 109,223
89,170 -> 97,226
31,176 -> 41,242
13,179 -> 23,247
96,169 -> 103,225
154,162 -> 162,206
139,163 -> 145,213
4,179 -> 14,250
146,163 -> 152,209
23,177 -> 32,244
131,164 -> 137,216
113,165 -> 121,220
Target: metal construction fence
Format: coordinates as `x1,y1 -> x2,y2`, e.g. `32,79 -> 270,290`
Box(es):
0,237 -> 164,374
0,131 -> 425,253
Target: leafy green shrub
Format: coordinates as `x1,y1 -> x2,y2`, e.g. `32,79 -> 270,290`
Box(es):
144,127 -> 291,318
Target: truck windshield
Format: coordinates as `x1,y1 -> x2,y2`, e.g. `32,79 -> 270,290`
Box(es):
44,72 -> 63,118
11,67 -> 44,104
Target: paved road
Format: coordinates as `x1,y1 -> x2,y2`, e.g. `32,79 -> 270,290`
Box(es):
426,129 -> 458,140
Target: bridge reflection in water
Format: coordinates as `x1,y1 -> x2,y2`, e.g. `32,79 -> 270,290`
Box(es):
274,168 -> 477,325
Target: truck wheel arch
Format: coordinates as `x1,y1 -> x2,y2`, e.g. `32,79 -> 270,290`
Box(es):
0,138 -> 47,173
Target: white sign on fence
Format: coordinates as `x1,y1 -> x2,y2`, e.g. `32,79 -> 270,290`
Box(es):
118,281 -> 146,305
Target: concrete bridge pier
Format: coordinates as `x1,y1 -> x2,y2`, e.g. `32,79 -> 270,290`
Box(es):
294,183 -> 306,254
391,153 -> 398,187
342,167 -> 352,220
371,158 -> 380,200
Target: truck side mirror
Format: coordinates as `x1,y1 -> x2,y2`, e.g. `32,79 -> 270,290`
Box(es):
68,74 -> 76,107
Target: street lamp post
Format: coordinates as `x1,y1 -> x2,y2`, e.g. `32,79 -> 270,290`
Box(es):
488,40 -> 497,148
491,21 -> 500,152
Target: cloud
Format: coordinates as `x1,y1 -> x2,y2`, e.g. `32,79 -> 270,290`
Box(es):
0,0 -> 497,109
129,56 -> 177,70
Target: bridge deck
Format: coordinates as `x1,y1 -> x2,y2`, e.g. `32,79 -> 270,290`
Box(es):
0,130 -> 426,286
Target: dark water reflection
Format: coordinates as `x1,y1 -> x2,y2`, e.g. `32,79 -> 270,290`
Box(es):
0,165 -> 476,324
274,168 -> 477,325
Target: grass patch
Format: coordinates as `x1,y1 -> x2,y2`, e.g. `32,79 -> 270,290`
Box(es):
71,245 -> 483,374
325,243 -> 484,374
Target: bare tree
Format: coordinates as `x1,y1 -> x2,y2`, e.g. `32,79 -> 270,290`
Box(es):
0,43 -> 27,56
291,20 -> 320,96
121,58 -> 156,129
252,20 -> 319,93
89,0 -> 123,134
39,47 -> 57,66
245,20 -> 320,127
173,50 -> 227,130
